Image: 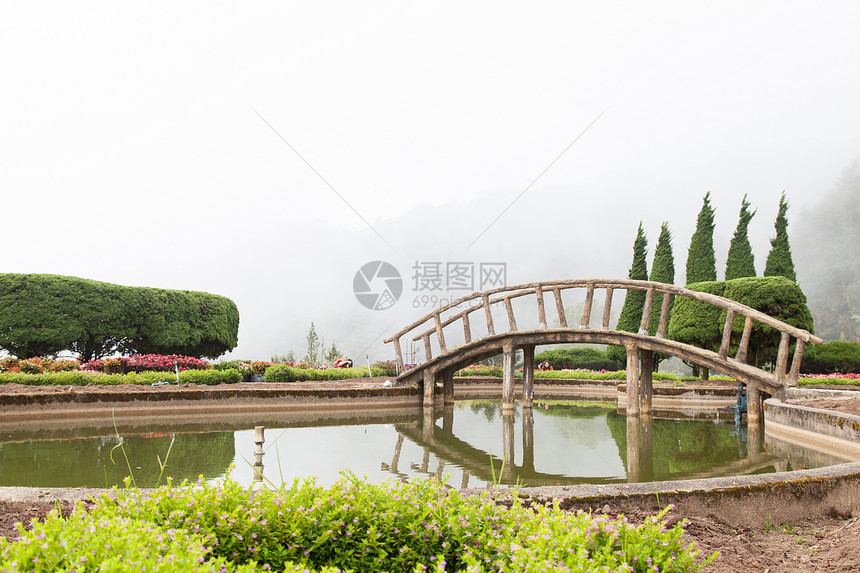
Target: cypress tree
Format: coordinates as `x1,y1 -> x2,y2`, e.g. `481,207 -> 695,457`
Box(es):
685,192 -> 717,284
648,222 -> 675,335
764,192 -> 797,282
606,223 -> 648,364
616,223 -> 649,333
724,194 -> 757,280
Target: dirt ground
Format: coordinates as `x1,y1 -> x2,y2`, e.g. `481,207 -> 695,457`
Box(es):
2,381 -> 860,571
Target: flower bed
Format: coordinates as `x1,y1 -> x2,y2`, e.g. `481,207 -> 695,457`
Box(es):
0,475 -> 716,572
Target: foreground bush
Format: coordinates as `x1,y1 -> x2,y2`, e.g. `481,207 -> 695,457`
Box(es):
0,368 -> 240,386
0,475 -> 717,572
264,365 -> 386,382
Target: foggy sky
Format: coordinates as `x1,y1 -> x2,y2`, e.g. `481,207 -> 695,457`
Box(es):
2,2 -> 859,361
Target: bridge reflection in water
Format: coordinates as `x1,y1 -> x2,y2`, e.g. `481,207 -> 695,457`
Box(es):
382,402 -> 796,487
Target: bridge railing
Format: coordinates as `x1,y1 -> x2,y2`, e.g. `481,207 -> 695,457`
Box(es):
383,278 -> 823,387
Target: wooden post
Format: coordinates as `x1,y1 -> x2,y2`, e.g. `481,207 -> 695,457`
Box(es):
602,288 -> 614,329
736,316 -> 753,363
773,332 -> 791,386
656,293 -> 671,338
522,407 -> 535,473
502,342 -> 515,411
442,369 -> 454,406
639,288 -> 654,334
462,313 -> 472,344
482,294 -> 495,335
553,287 -> 567,327
504,298 -> 518,331
640,350 -> 653,415
719,309 -> 735,361
747,384 -> 761,423
434,314 -> 447,354
423,368 -> 435,407
581,284 -> 594,328
521,344 -> 535,408
501,410 -> 515,482
626,415 -> 640,482
788,339 -> 806,387
392,337 -> 405,374
535,286 -> 547,328
422,334 -> 432,361
422,406 -> 435,445
442,406 -> 454,433
625,342 -> 640,416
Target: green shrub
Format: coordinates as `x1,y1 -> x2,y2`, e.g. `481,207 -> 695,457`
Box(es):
0,273 -> 239,361
71,474 -> 716,573
264,365 -> 386,382
0,507 -> 257,573
0,368 -> 240,386
534,348 -> 622,371
802,341 -> 860,374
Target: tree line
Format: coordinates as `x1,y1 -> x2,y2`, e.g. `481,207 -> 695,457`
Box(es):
607,192 -> 810,374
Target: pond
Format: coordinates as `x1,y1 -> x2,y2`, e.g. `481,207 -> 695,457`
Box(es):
0,401 -> 852,489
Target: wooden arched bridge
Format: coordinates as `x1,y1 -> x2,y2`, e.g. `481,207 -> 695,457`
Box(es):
384,278 -> 822,421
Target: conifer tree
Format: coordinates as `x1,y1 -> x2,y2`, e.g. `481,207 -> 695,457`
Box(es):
725,194 -> 757,280
648,222 -> 675,335
606,223 -> 648,364
685,192 -> 717,284
764,192 -> 797,282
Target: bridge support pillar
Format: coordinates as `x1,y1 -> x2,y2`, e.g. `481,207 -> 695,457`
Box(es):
423,368 -> 436,407
442,369 -> 455,406
521,344 -> 535,408
522,407 -> 535,473
502,342 -> 516,411
747,385 -> 761,423
625,342 -> 640,416
501,410 -> 516,481
640,350 -> 653,415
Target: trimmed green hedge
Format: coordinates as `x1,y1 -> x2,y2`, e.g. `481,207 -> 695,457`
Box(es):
0,368 -> 241,386
802,341 -> 860,374
534,348 -> 622,371
0,273 -> 239,361
264,365 -> 387,382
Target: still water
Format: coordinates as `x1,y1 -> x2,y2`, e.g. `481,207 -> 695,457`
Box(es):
0,401 -> 851,489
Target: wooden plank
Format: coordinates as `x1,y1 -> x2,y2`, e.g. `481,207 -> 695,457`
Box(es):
535,286 -> 547,328
482,294 -> 495,335
656,293 -> 671,338
719,309 -> 735,361
736,316 -> 753,364
392,337 -> 405,374
602,288 -> 614,330
504,298 -> 518,331
774,331 -> 790,385
581,284 -> 594,328
639,288 -> 654,334
434,314 -> 447,354
787,339 -> 806,387
553,287 -> 567,328
462,313 -> 472,344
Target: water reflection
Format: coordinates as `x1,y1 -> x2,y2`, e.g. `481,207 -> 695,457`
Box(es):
0,401 -> 852,489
